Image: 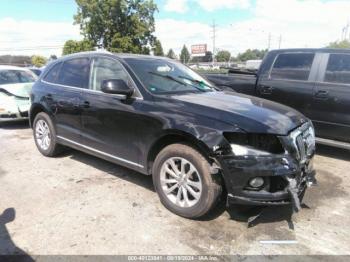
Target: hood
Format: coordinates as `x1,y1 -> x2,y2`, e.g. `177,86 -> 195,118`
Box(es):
171,91 -> 308,135
0,83 -> 33,98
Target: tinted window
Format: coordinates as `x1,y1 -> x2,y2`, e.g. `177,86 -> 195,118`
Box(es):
57,58 -> 90,88
89,57 -> 130,91
270,53 -> 315,81
324,54 -> 350,84
43,62 -> 62,83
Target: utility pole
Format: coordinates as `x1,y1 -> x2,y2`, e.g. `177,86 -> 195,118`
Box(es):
268,33 -> 272,50
211,20 -> 217,65
278,35 -> 282,49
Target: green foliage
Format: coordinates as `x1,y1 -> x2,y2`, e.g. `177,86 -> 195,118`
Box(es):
62,39 -> 95,55
74,0 -> 158,54
180,45 -> 191,64
153,40 -> 164,56
166,49 -> 176,59
215,50 -> 231,62
31,55 -> 47,67
327,40 -> 350,49
191,51 -> 213,63
237,49 -> 268,62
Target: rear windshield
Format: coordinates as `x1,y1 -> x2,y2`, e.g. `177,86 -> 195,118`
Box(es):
0,70 -> 36,85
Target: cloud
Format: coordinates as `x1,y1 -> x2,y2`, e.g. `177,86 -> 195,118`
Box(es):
196,0 -> 251,12
0,18 -> 81,57
164,0 -> 188,14
156,0 -> 350,56
164,0 -> 251,13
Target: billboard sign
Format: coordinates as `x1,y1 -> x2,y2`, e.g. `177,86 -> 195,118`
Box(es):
191,44 -> 207,57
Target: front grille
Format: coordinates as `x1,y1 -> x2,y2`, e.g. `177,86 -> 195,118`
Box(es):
290,123 -> 315,163
296,133 -> 307,162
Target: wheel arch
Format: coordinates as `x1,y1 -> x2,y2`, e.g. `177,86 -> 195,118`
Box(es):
146,131 -> 214,175
29,103 -> 49,128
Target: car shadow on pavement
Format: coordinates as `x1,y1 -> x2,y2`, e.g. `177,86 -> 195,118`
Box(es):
0,121 -> 30,130
0,208 -> 34,261
67,149 -> 156,192
62,149 -> 301,225
316,144 -> 350,161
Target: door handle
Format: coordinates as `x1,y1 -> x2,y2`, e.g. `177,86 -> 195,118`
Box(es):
314,90 -> 329,99
82,101 -> 90,108
259,85 -> 273,95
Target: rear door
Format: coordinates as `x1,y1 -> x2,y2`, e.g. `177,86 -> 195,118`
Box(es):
42,57 -> 90,142
257,52 -> 318,118
312,53 -> 350,142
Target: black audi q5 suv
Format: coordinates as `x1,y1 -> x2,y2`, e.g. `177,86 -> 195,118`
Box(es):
30,51 -> 316,218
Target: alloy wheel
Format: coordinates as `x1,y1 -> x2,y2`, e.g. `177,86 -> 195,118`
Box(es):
35,119 -> 51,151
160,157 -> 202,208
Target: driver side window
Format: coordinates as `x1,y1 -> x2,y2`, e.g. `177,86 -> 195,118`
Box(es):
89,57 -> 130,91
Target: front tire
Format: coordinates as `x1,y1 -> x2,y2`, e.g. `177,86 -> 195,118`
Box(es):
153,144 -> 222,219
33,112 -> 63,157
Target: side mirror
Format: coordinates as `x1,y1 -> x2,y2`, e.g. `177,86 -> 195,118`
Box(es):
101,79 -> 134,97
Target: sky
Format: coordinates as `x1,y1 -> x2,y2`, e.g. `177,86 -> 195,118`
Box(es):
0,0 -> 350,57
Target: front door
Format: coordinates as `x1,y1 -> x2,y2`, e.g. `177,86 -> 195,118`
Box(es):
80,56 -> 144,170
257,52 -> 317,119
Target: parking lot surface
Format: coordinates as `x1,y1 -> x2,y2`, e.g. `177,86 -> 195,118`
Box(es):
0,122 -> 350,256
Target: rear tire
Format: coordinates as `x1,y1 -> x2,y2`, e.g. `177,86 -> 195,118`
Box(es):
33,112 -> 63,157
152,143 -> 222,219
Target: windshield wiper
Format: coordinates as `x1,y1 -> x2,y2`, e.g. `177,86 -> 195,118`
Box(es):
178,75 -> 213,89
149,72 -> 187,86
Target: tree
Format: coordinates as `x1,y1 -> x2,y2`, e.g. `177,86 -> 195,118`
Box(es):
31,55 -> 47,67
237,49 -> 268,62
327,40 -> 350,49
180,45 -> 190,64
153,40 -> 164,56
62,39 -> 95,55
166,49 -> 176,59
74,0 -> 158,54
215,50 -> 231,62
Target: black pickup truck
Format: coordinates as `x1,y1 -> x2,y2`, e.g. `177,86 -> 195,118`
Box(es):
206,48 -> 350,149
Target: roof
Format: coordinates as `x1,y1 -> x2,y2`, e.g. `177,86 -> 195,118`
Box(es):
58,50 -> 172,61
0,65 -> 32,71
269,48 -> 350,54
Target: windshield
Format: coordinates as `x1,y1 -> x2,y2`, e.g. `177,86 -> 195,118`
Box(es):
0,70 -> 37,85
125,58 -> 215,94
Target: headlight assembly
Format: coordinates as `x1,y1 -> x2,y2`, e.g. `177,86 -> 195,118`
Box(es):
230,144 -> 271,156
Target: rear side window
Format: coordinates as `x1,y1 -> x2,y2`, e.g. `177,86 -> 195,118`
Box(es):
324,54 -> 350,84
89,57 -> 130,91
57,58 -> 90,88
270,53 -> 315,81
43,62 -> 62,83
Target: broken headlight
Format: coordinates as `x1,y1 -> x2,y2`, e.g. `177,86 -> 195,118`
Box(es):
224,132 -> 285,156
230,144 -> 271,156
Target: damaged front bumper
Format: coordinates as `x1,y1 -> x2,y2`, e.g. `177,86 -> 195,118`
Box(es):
0,96 -> 30,122
217,153 -> 316,210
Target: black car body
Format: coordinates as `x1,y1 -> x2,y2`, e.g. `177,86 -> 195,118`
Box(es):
206,48 -> 350,150
30,51 -> 316,218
